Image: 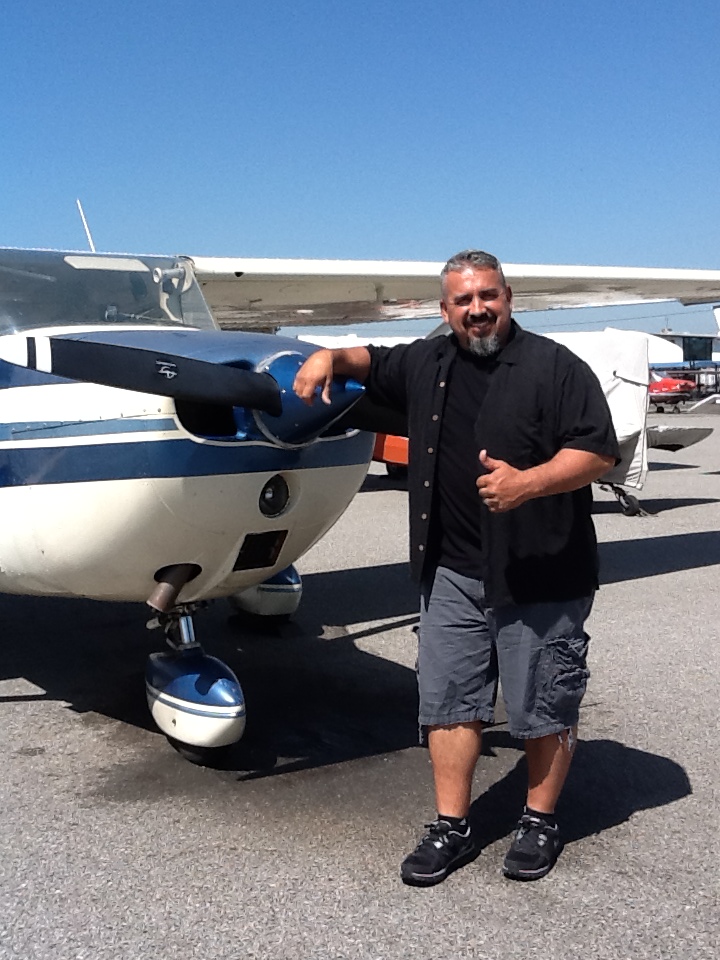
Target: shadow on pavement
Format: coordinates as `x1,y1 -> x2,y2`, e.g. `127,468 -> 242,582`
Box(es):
216,608 -> 419,778
359,472 -> 407,493
0,592 -> 693,842
600,530 -> 720,583
470,731 -> 691,848
647,461 -> 698,471
0,547 -> 705,792
300,564 -> 418,623
0,589 -> 420,776
592,496 -> 719,515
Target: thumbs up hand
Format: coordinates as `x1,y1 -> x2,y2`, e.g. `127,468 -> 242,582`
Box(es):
476,449 -> 531,513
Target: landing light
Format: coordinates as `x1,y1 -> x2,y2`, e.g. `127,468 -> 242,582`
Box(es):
259,475 -> 290,517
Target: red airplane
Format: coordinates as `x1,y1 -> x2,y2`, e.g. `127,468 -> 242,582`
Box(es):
648,371 -> 696,410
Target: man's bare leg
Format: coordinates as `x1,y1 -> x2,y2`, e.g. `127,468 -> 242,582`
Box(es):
428,721 -> 483,817
502,727 -> 576,880
401,721 -> 481,885
524,726 -> 578,813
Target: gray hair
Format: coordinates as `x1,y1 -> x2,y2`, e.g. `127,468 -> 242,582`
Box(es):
440,249 -> 507,289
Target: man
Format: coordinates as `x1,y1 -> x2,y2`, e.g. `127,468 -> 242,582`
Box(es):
293,250 -> 619,886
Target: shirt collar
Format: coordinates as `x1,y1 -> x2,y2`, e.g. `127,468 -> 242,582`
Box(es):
494,319 -> 525,364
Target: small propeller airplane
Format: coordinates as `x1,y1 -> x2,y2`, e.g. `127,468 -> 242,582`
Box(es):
1,246 -> 719,759
648,371 -> 697,410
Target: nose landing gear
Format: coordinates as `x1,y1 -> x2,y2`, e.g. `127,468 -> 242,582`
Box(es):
599,482 -> 649,517
145,603 -> 246,763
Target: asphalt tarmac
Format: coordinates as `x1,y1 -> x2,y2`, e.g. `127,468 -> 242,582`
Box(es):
1,412 -> 718,959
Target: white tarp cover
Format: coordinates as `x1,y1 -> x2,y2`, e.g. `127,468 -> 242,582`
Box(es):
546,328 -> 649,489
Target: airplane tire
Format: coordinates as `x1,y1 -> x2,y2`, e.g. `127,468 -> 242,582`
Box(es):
228,606 -> 292,632
620,494 -> 641,517
166,736 -> 234,768
386,462 -> 408,480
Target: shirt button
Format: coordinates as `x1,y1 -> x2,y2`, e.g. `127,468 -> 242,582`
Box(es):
418,544 -> 424,551
421,513 -> 428,520
427,447 -> 434,454
424,480 -> 430,487
439,381 -> 446,388
431,414 -> 439,421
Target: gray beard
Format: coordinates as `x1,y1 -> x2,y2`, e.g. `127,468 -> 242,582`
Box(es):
467,331 -> 501,358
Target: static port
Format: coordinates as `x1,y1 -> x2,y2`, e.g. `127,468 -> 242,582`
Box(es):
259,475 -> 290,518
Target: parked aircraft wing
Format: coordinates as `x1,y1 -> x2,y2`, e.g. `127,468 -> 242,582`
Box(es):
189,256 -> 720,329
647,424 -> 714,452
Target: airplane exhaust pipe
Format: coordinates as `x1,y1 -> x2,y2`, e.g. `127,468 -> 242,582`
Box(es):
147,563 -> 201,613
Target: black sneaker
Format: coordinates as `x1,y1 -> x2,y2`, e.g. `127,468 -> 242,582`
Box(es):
400,819 -> 477,887
503,814 -> 562,880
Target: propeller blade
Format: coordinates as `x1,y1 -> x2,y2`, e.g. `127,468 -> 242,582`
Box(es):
27,336 -> 282,415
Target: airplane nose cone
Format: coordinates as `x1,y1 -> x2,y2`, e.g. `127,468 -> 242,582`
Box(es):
253,351 -> 364,446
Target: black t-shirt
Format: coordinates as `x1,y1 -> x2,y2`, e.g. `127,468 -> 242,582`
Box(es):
436,348 -> 493,578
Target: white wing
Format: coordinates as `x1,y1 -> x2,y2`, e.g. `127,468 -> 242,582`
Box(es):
189,256 -> 720,329
190,255 -> 718,485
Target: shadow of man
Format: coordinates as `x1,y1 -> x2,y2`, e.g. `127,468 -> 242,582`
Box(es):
469,731 -> 692,849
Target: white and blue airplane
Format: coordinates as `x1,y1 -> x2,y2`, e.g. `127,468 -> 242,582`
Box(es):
1,246 -> 719,759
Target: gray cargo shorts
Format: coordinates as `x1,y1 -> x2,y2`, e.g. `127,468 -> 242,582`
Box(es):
417,565 -> 593,740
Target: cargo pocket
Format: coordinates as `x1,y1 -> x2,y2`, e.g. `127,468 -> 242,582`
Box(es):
539,632 -> 590,724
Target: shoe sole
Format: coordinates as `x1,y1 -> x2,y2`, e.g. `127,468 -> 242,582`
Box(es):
401,846 -> 478,887
502,846 -> 562,882
502,862 -> 554,881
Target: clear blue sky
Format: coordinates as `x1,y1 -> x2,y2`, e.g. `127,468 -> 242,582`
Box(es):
2,1 -> 719,282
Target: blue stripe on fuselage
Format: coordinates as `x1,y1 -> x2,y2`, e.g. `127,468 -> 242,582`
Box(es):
0,418 -> 177,441
0,430 -> 374,487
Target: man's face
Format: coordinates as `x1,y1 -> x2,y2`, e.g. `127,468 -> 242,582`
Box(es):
440,266 -> 513,356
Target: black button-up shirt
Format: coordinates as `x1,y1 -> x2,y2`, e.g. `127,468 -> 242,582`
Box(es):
365,322 -> 620,606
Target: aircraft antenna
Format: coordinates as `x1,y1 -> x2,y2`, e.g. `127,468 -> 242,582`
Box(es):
75,198 -> 96,253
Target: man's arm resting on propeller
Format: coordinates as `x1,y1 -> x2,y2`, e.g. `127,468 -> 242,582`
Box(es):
293,346 -> 371,406
477,448 -> 616,513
